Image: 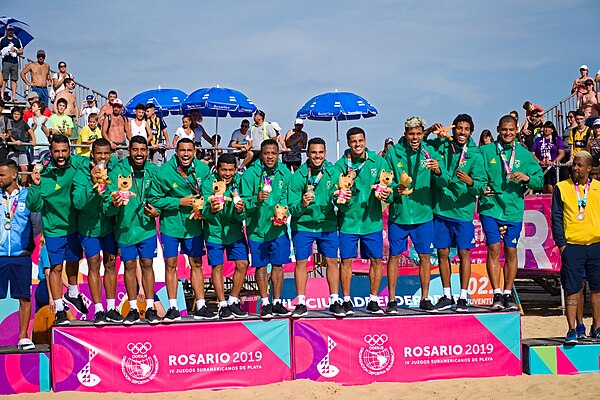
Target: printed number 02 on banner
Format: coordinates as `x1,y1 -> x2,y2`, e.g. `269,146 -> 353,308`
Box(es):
467,277 -> 493,295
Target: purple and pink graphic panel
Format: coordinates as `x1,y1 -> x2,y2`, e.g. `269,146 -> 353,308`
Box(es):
52,319 -> 292,392
0,350 -> 50,394
293,312 -> 521,384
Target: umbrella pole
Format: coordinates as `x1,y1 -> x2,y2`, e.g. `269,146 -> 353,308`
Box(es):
336,119 -> 340,160
214,114 -> 219,163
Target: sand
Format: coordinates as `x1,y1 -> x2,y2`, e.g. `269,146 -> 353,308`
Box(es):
12,314 -> 600,400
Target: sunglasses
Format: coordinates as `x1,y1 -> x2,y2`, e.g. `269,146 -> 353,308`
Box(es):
59,65 -> 66,68
37,55 -> 45,59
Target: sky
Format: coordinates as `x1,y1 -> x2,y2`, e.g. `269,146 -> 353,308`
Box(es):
7,0 -> 600,159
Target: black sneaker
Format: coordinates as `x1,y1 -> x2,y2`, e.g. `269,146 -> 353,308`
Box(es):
106,309 -> 124,323
503,294 -> 518,311
93,311 -> 107,325
491,293 -> 505,311
329,302 -> 346,317
291,304 -> 308,318
54,310 -> 70,326
145,308 -> 161,324
385,300 -> 398,314
123,309 -> 140,325
366,300 -> 384,314
590,327 -> 600,339
64,293 -> 89,314
194,306 -> 217,320
433,296 -> 453,311
163,307 -> 181,323
342,301 -> 355,315
455,298 -> 469,312
229,302 -> 249,318
419,299 -> 437,312
218,305 -> 234,320
260,303 -> 274,319
273,302 -> 291,316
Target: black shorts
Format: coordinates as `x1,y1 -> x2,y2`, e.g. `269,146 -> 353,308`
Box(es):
560,242 -> 600,293
543,167 -> 558,186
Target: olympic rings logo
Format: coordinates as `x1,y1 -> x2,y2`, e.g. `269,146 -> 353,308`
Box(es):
127,342 -> 152,355
363,334 -> 388,347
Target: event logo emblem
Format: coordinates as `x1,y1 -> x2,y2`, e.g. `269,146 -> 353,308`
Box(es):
121,342 -> 159,384
78,347 -> 101,387
317,336 -> 339,378
358,334 -> 395,376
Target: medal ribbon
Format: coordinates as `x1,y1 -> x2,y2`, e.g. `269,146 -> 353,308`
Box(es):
346,152 -> 368,176
130,164 -> 147,204
259,163 -> 274,190
574,179 -> 591,212
307,163 -> 325,190
497,142 -> 516,176
177,164 -> 200,195
2,193 -> 19,225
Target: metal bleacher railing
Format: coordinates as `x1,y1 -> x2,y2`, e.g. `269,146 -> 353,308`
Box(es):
541,92 -> 578,138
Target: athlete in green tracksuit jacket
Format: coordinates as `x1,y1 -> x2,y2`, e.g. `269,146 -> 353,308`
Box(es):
333,127 -> 391,316
240,139 -> 291,318
147,139 -> 214,321
103,137 -> 160,324
201,153 -> 248,319
427,114 -> 486,313
478,115 -> 544,311
72,138 -> 120,324
384,116 -> 444,313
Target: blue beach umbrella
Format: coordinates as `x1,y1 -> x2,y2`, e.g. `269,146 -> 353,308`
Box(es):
296,90 -> 378,158
0,17 -> 34,48
182,86 -> 257,134
125,87 -> 187,118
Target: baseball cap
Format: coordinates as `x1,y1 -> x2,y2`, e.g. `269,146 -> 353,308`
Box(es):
86,94 -> 96,101
580,65 -> 589,70
112,98 -> 123,106
593,118 -> 600,127
270,121 -> 282,132
255,110 -> 266,118
6,25 -> 13,31
295,118 -> 304,125
26,92 -> 38,100
385,137 -> 394,145
37,50 -> 45,57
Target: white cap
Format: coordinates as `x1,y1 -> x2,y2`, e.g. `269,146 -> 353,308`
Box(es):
295,118 -> 304,125
270,121 -> 282,132
593,118 -> 600,127
580,64 -> 589,70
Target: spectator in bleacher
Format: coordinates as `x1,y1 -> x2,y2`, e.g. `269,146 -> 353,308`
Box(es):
172,115 -> 195,147
23,92 -> 51,123
20,50 -> 51,105
146,103 -> 170,166
579,80 -> 599,126
0,99 -> 8,161
282,119 -> 308,172
568,110 -> 592,163
378,137 -> 394,158
271,121 -> 288,154
129,103 -> 152,142
531,121 -> 565,193
79,94 -> 99,127
97,90 -> 117,123
49,61 -> 74,104
48,98 -> 73,138
7,107 -> 35,185
521,109 -> 544,150
249,110 -> 277,152
101,98 -> 129,160
479,129 -> 493,147
189,109 -> 213,160
552,150 -> 600,343
76,113 -> 101,157
509,110 -> 522,133
28,100 -> 51,164
572,65 -> 596,95
522,101 -> 544,118
0,26 -> 23,102
587,119 -> 600,180
228,119 -> 253,171
53,78 -> 79,142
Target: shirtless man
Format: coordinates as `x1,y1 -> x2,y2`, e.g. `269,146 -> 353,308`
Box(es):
54,78 -> 79,140
97,90 -> 117,123
572,65 -> 595,95
20,50 -> 51,105
101,98 -> 130,160
579,80 -> 599,123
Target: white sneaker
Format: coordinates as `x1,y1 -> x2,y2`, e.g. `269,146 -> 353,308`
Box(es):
17,338 -> 35,350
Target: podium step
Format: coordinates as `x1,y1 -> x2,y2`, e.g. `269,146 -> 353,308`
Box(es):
523,337 -> 600,375
0,344 -> 51,394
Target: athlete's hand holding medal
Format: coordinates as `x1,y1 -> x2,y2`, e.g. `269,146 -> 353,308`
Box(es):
31,164 -> 42,186
302,187 -> 315,207
234,198 -> 245,214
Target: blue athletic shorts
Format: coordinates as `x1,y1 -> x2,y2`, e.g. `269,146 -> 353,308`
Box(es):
119,235 -> 158,263
292,230 -> 339,260
388,220 -> 434,255
161,234 -> 205,259
80,232 -> 118,258
248,234 -> 291,267
479,214 -> 522,248
206,239 -> 248,266
560,242 -> 600,293
45,232 -> 83,266
0,256 -> 32,299
433,214 -> 475,251
339,231 -> 383,260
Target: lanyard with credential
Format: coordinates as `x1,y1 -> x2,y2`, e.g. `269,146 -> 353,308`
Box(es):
574,179 -> 591,221
177,164 -> 200,195
497,142 -> 516,177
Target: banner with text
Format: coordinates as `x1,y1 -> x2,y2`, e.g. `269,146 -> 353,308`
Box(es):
293,312 -> 521,383
52,319 -> 292,392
